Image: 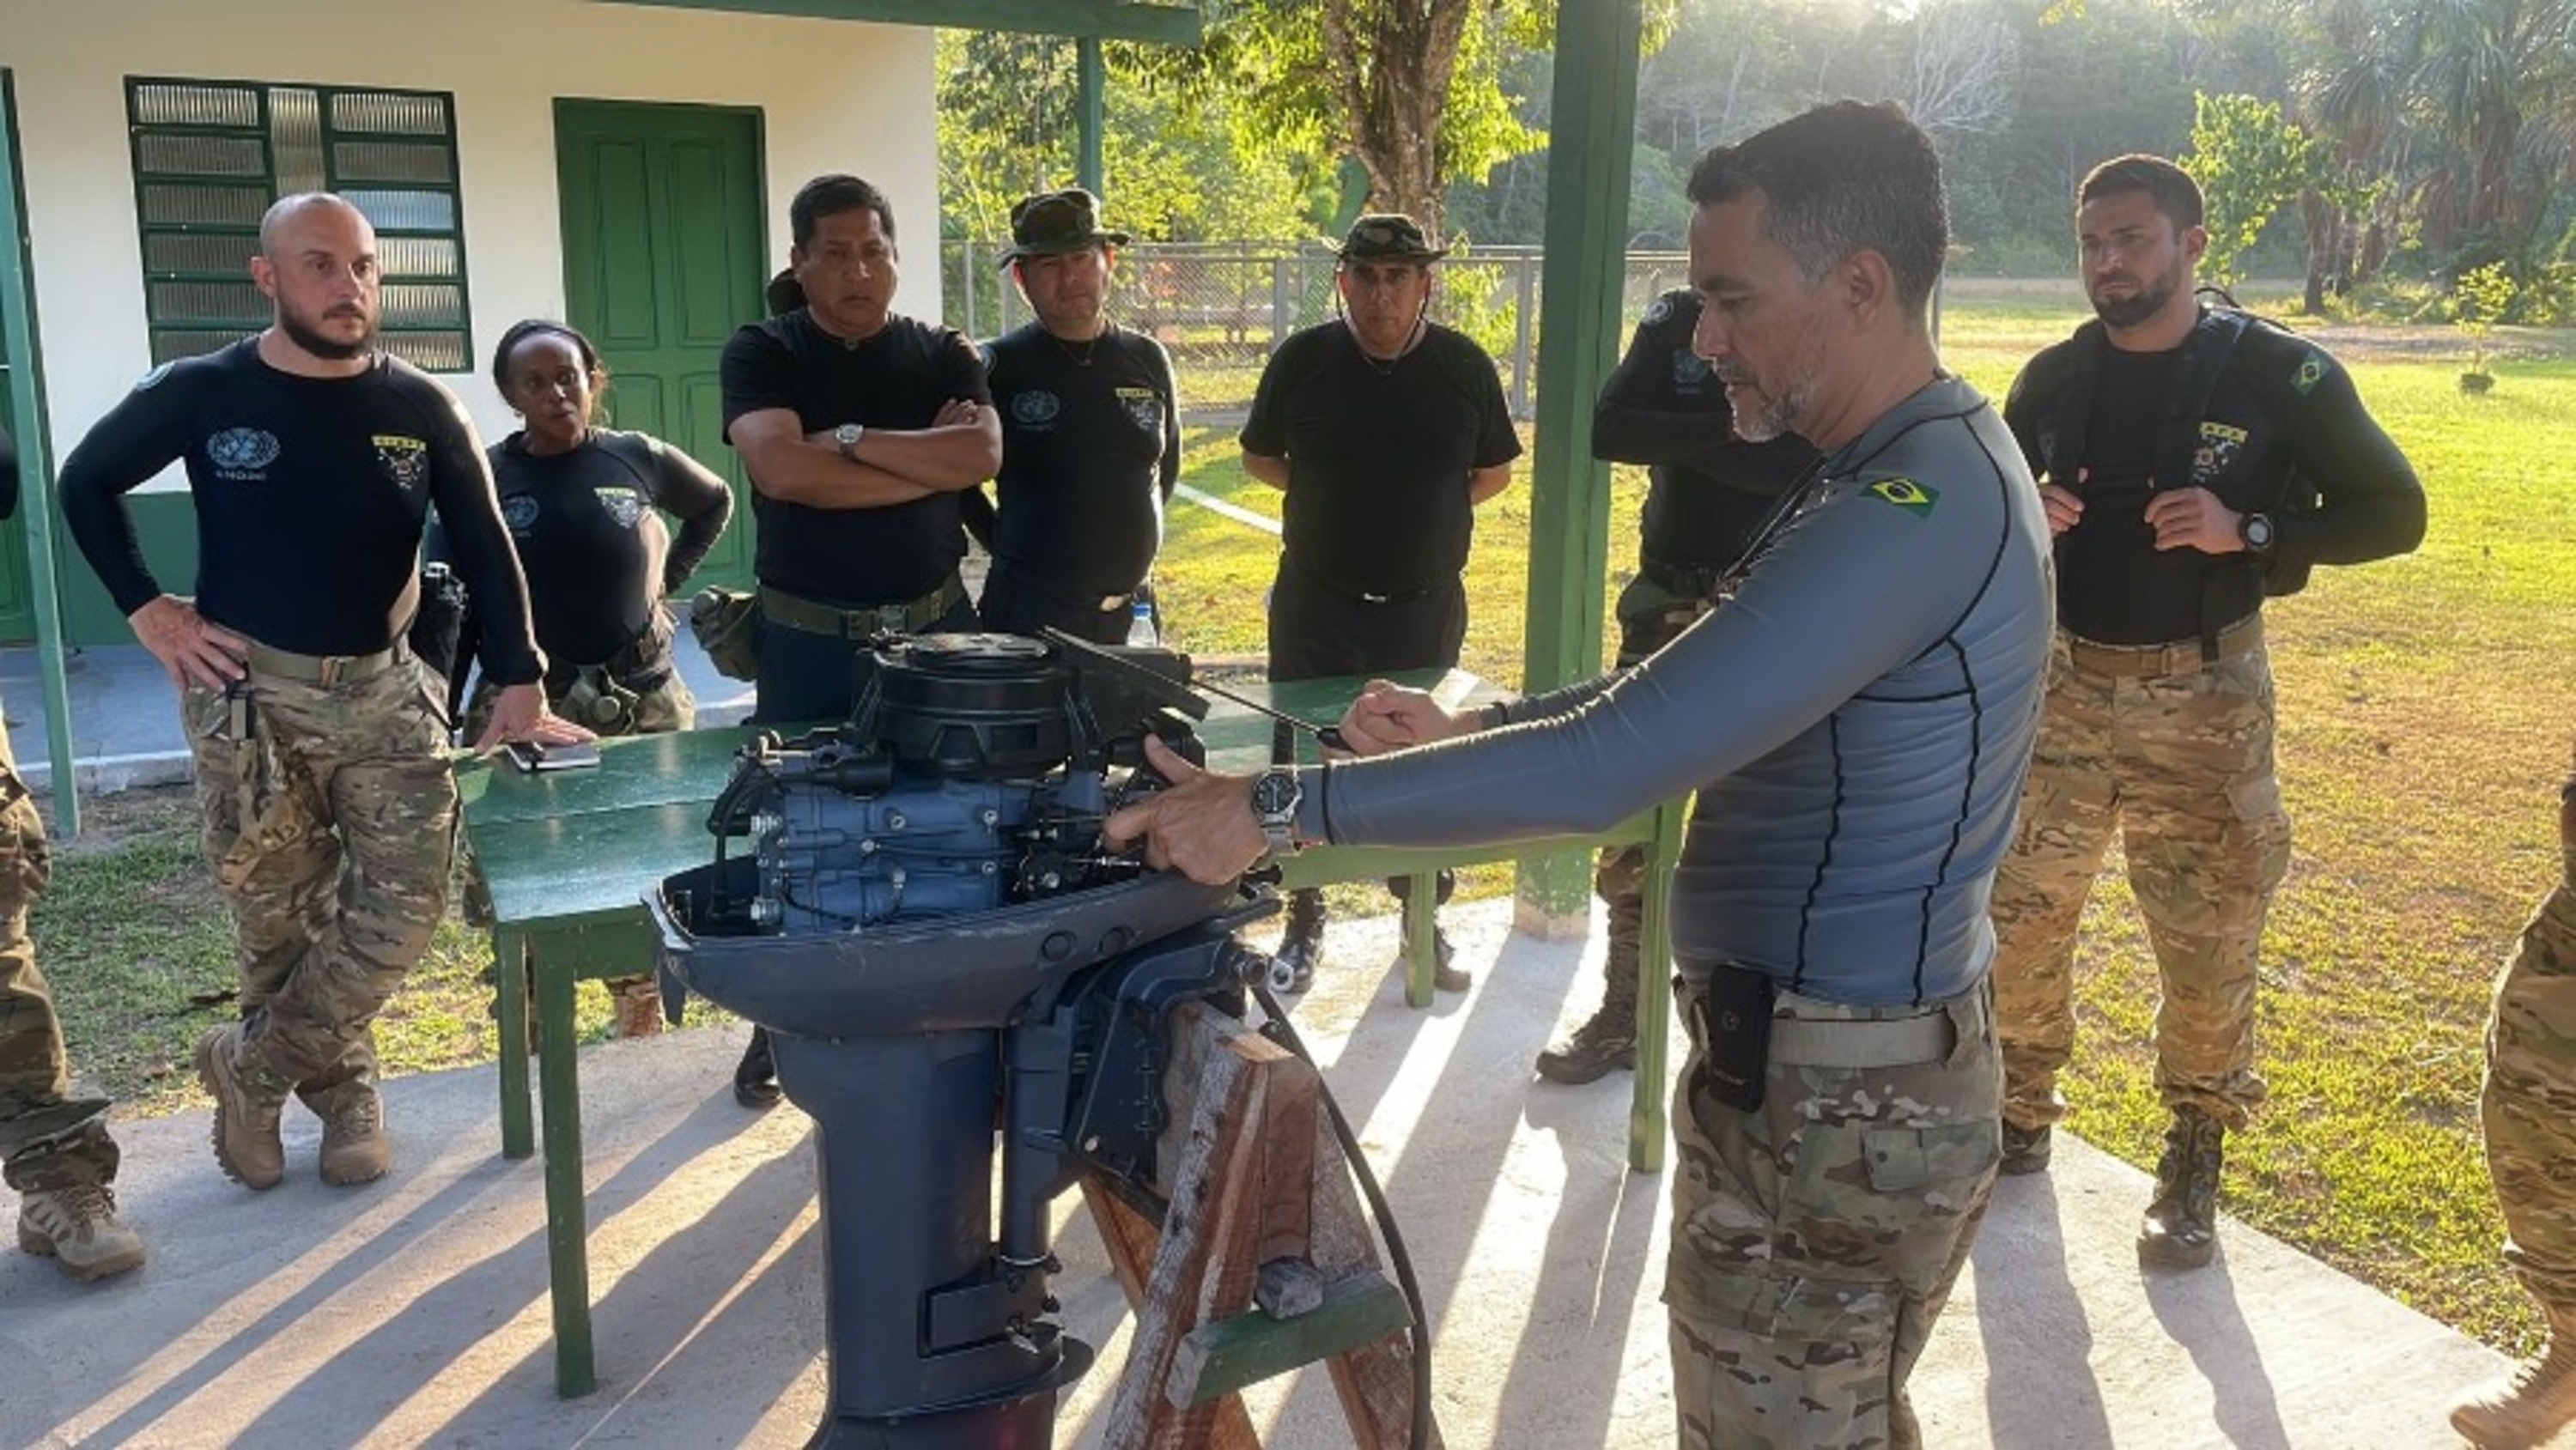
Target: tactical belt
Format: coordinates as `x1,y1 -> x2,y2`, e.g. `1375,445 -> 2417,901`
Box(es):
2065,613 -> 2262,680
1770,998 -> 1957,1070
244,637 -> 412,687
759,576 -> 965,639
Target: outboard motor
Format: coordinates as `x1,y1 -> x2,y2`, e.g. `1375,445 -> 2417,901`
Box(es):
649,631 -> 1270,1448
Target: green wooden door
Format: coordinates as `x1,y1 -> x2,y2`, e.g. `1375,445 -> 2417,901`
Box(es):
553,100 -> 763,588
0,70 -> 40,643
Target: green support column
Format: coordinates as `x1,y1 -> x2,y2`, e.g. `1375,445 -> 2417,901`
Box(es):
1076,37 -> 1105,194
1513,0 -> 1643,925
0,76 -> 81,837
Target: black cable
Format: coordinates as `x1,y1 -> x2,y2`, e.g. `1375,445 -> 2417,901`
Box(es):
1247,976 -> 1433,1450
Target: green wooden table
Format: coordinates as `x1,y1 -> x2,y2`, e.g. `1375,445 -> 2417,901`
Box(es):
456,668 -> 1682,1398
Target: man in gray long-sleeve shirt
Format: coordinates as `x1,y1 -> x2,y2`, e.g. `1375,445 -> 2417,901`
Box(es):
1109,101 -> 2053,1447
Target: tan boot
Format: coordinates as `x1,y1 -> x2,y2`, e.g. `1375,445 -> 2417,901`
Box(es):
194,1025 -> 286,1190
613,979 -> 665,1039
17,1184 -> 147,1281
2451,1310 -> 2576,1448
314,1083 -> 391,1187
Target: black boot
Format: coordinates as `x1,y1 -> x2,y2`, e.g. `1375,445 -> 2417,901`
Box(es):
2137,1106 -> 2224,1268
733,1026 -> 780,1110
1267,890 -> 1327,994
1431,923 -> 1470,993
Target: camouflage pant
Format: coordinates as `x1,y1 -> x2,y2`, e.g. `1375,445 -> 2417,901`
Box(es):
1592,570 -> 1712,1017
2479,877 -> 2576,1312
1990,630 -> 2293,1132
184,656 -> 457,1100
0,723 -> 119,1194
1667,978 -> 2000,1449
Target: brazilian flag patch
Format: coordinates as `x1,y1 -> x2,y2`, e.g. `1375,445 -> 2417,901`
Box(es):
1866,477 -> 1940,517
2292,350 -> 2329,395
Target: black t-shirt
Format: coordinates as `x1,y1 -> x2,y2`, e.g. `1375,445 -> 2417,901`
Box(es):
488,429 -> 734,666
1240,321 -> 1521,594
979,321 -> 1180,595
1593,289 -> 1816,569
719,309 -> 991,605
57,338 -> 543,683
2054,347 -> 2192,642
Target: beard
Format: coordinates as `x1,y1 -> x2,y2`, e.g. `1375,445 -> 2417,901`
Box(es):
2090,264 -> 2181,331
1720,365 -> 1816,444
278,301 -> 375,361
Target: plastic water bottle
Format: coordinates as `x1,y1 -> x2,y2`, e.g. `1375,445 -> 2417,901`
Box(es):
1125,597 -> 1158,647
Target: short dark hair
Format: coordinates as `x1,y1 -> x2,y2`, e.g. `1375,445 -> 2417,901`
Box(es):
2078,154 -> 2204,230
1686,100 -> 1948,319
791,173 -> 896,249
489,319 -> 604,395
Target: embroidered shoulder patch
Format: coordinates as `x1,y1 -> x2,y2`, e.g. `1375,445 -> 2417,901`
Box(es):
2291,350 -> 2330,395
1866,477 -> 1940,517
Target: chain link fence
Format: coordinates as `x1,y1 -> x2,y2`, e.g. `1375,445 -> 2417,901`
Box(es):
942,240 -> 1701,423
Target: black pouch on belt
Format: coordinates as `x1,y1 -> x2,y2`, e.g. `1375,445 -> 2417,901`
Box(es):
1692,962 -> 1777,1112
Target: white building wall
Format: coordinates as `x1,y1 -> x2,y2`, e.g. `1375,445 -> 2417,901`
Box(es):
0,0 -> 939,477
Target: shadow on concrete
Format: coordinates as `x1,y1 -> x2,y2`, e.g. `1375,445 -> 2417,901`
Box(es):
1494,1078 -> 1668,1448
243,1094 -> 813,1448
72,1143 -> 537,1447
2143,1248 -> 2292,1450
1971,1173 -> 2117,1449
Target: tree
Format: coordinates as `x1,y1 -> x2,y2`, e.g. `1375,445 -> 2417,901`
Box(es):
934,28 -> 1324,243
1124,1 -> 1676,240
2181,92 -> 2326,289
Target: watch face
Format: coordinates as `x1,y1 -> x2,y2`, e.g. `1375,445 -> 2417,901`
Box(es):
2244,514 -> 2274,549
1251,769 -> 1298,817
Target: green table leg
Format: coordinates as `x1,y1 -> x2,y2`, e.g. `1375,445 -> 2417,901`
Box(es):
1402,874 -> 1435,1008
495,925 -> 534,1161
1628,798 -> 1686,1174
533,941 -> 597,1398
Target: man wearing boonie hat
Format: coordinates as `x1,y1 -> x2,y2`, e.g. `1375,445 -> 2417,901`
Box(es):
972,187 -> 1181,644
1238,211 -> 1521,995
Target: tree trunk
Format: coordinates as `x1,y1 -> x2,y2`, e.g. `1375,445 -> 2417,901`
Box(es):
1328,0 -> 1479,240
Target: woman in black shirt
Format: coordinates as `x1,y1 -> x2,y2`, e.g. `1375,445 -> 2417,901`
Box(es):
460,320 -> 732,739
462,319 -> 733,1035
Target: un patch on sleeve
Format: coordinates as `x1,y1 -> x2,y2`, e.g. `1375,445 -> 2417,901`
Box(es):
1865,477 -> 1940,517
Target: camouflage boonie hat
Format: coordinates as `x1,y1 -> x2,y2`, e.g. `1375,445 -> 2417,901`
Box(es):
1334,213 -> 1449,264
999,187 -> 1131,264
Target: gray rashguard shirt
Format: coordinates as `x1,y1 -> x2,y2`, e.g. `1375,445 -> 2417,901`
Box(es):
1294,375 -> 2055,1006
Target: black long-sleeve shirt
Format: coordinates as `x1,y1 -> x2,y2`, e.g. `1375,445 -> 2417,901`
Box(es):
2004,307 -> 2425,643
1593,289 -> 1814,569
57,340 -> 544,683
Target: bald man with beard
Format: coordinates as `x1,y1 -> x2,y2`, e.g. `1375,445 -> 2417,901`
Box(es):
58,193 -> 588,1194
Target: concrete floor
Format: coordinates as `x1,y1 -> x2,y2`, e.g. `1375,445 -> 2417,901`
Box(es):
0,902 -> 2529,1450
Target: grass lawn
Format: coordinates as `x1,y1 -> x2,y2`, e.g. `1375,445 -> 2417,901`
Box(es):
32,294 -> 2575,1357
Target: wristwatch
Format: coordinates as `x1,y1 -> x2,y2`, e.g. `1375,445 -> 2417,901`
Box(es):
1250,767 -> 1303,856
2239,511 -> 2275,555
834,422 -> 866,460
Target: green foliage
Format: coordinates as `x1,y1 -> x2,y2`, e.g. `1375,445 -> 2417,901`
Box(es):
2451,261 -> 2518,374
934,28 -> 1326,243
1432,242 -> 1522,367
2182,92 -> 2326,289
